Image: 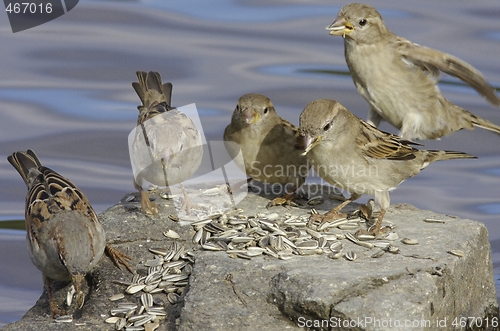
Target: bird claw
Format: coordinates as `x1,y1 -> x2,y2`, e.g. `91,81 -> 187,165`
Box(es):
105,245 -> 133,274
140,193 -> 159,216
49,303 -> 66,319
266,194 -> 299,209
307,210 -> 347,227
355,226 -> 390,238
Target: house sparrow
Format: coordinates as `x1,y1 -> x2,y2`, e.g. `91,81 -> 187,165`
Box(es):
299,99 -> 476,236
130,71 -> 203,215
224,93 -> 310,207
327,3 -> 500,140
8,150 -> 131,318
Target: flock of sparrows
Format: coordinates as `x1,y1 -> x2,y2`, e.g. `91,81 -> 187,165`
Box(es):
7,2 -> 499,319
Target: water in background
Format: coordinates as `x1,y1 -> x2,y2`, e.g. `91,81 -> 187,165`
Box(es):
0,0 -> 499,325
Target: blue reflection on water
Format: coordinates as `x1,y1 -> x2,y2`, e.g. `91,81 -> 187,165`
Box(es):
478,204 -> 500,215
259,64 -> 351,80
0,89 -> 135,121
0,89 -> 224,121
120,0 -> 410,23
485,31 -> 500,41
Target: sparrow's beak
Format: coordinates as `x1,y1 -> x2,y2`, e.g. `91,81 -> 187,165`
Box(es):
302,135 -> 322,156
326,15 -> 353,38
242,108 -> 259,124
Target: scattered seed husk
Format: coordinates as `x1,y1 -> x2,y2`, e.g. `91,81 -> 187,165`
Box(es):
55,315 -> 73,323
146,307 -> 167,316
424,218 -> 446,223
167,292 -> 180,304
66,285 -> 75,307
296,240 -> 319,249
371,250 -> 385,258
355,240 -> 374,249
357,234 -> 375,241
106,316 -> 121,324
141,293 -> 153,308
116,317 -> 127,330
385,244 -> 400,254
160,192 -> 176,199
163,230 -> 180,239
345,251 -> 357,261
329,242 -> 343,251
168,214 -> 179,221
401,238 -> 419,245
134,314 -> 155,327
345,232 -> 358,243
329,250 -> 343,259
126,284 -> 146,294
109,293 -> 125,301
447,249 -> 464,257
307,196 -> 324,206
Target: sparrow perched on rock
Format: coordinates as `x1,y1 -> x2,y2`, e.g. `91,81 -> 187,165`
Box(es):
299,99 -> 476,236
8,150 -> 131,318
224,93 -> 310,207
327,3 -> 500,140
130,71 -> 203,215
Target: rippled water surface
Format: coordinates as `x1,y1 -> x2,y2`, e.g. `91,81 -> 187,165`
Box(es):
0,0 -> 499,326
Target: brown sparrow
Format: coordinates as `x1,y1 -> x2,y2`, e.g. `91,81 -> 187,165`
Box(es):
299,99 -> 476,236
130,71 -> 203,215
327,3 -> 500,140
224,93 -> 310,207
8,149 -> 131,318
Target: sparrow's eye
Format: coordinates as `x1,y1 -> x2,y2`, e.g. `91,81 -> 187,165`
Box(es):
323,123 -> 331,131
263,107 -> 270,114
359,19 -> 367,26
236,105 -> 240,112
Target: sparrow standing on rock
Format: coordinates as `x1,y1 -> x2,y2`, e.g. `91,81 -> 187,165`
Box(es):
224,93 -> 310,207
130,71 -> 203,215
327,3 -> 500,140
8,150 -> 131,318
299,99 -> 476,236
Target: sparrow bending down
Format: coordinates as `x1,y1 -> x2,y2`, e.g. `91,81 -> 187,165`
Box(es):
327,3 -> 500,140
130,71 -> 203,215
299,99 -> 476,236
224,93 -> 310,207
8,150 -> 131,318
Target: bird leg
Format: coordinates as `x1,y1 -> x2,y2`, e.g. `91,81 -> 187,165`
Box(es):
178,183 -> 196,215
44,276 -> 66,318
105,245 -> 134,274
308,193 -> 361,226
355,208 -> 390,237
134,181 -> 159,215
356,190 -> 391,237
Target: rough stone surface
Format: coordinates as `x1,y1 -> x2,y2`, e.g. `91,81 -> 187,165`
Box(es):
3,184 -> 499,331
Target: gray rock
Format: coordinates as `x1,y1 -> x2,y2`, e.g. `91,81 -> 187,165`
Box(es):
3,185 -> 498,331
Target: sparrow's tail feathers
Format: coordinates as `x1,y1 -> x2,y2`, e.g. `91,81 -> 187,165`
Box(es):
132,71 -> 172,109
469,113 -> 500,135
7,149 -> 42,186
427,150 -> 477,162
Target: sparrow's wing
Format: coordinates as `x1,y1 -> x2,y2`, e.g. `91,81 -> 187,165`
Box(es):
357,120 -> 421,160
396,38 -> 500,106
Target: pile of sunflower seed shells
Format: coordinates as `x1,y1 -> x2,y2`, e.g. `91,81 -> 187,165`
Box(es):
188,203 -> 404,262
104,188 -> 427,330
106,242 -> 194,331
